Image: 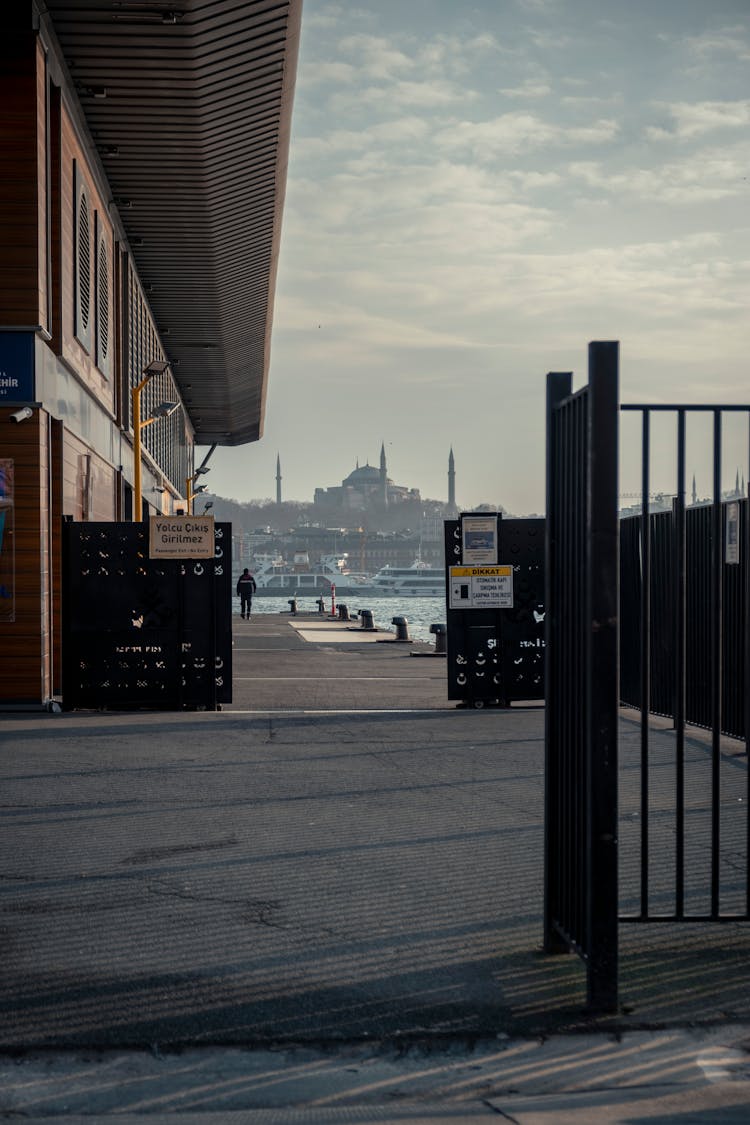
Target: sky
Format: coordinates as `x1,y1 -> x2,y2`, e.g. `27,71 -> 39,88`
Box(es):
198,0 -> 750,515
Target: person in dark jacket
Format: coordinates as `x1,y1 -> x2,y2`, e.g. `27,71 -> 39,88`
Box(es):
236,568 -> 257,618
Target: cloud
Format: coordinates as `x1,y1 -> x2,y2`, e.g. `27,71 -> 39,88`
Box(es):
434,112 -> 618,158
499,79 -> 552,99
337,33 -> 414,80
568,143 -> 750,203
293,115 -> 431,159
683,27 -> 750,62
331,78 -> 476,114
648,100 -> 750,140
302,61 -> 357,86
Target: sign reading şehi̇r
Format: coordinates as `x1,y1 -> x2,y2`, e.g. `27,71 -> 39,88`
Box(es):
149,515 -> 215,559
449,564 -> 513,609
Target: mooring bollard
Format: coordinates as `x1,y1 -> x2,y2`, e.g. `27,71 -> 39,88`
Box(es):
338,603 -> 350,621
429,622 -> 447,654
288,598 -> 297,615
359,608 -> 375,630
391,615 -> 410,641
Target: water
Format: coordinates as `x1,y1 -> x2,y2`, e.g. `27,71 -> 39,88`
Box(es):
234,596 -> 446,644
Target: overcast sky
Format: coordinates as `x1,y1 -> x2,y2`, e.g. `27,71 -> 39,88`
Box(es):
199,0 -> 750,514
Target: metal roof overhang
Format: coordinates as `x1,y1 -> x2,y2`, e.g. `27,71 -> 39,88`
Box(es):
40,0 -> 302,446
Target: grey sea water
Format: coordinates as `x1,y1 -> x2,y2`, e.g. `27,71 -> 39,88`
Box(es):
233,595 -> 446,644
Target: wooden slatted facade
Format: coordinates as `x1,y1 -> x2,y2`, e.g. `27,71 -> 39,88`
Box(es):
0,6 -> 299,707
0,31 -> 176,705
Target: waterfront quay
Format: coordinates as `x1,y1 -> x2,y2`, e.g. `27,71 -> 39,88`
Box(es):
2,613 -> 750,1121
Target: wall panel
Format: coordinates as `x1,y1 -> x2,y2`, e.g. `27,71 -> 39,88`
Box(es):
0,410 -> 46,704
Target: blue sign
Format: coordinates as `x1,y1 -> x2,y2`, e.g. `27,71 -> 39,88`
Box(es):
0,332 -> 35,402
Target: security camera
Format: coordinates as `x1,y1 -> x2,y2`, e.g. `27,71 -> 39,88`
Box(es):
10,407 -> 33,423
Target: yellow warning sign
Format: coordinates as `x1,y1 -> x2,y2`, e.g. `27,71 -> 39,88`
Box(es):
449,565 -> 514,609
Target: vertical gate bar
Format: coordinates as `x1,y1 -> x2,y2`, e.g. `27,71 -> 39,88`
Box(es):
61,519 -> 71,710
675,409 -> 687,918
544,371 -> 573,953
586,341 -> 619,1012
177,559 -> 185,710
746,417 -> 750,914
640,409 -> 651,918
580,391 -> 589,945
210,553 -> 218,711
711,410 -> 723,918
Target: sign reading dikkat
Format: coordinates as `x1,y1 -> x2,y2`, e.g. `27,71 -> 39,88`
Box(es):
449,564 -> 514,609
149,515 -> 215,559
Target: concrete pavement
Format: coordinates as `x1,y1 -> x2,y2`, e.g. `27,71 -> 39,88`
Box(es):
1,611 -> 750,1120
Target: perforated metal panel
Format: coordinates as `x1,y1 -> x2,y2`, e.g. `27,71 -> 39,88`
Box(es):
443,516 -> 545,706
62,521 -> 232,710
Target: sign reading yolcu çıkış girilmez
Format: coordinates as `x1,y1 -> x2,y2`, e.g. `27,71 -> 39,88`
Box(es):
149,515 -> 215,559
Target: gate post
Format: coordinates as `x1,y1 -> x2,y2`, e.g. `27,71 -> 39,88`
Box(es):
586,340 -> 619,1012
543,343 -> 619,1014
544,371 -> 572,955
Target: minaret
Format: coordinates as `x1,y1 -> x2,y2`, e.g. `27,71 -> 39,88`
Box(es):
380,442 -> 388,506
691,474 -> 697,506
448,446 -> 456,512
276,453 -> 282,505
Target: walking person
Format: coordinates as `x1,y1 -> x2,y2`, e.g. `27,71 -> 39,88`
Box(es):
236,567 -> 257,619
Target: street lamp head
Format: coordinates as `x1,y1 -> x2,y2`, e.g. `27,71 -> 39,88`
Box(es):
142,359 -> 170,377
151,400 -> 179,419
192,465 -> 211,477
194,484 -> 208,495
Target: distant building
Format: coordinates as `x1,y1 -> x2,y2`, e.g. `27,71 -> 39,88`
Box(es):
314,445 -> 421,511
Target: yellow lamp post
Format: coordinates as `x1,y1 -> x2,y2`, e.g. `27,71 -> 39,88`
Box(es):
185,471 -> 209,515
132,360 -> 174,521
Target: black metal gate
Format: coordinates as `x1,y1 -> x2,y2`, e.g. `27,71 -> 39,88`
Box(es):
62,521 -> 232,710
544,342 -> 620,1012
545,347 -> 750,1009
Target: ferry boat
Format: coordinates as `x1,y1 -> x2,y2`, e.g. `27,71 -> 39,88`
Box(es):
250,553 -> 371,597
366,562 -> 446,597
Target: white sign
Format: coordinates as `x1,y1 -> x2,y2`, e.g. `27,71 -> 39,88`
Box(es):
461,515 -> 498,564
726,501 -> 740,565
149,515 -> 215,559
449,565 -> 514,609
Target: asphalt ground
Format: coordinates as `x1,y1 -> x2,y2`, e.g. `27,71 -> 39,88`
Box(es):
2,611 -> 750,1120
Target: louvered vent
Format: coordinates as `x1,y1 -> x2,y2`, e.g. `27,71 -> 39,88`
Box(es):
78,193 -> 91,330
97,236 -> 109,360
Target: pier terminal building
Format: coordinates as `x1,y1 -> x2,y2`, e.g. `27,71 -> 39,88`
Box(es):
0,1 -> 301,706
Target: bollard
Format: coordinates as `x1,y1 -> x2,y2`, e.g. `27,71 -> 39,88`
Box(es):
338,604 -> 350,621
331,582 -> 336,617
429,622 -> 447,654
391,615 -> 410,641
288,598 -> 297,615
359,608 -> 375,630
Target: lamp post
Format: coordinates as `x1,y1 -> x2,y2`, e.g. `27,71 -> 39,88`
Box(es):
132,360 -> 173,521
185,476 -> 209,514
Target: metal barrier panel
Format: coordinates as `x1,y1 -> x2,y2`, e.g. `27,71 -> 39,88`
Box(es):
544,342 -> 619,1012
62,521 -> 232,710
620,501 -> 747,740
618,405 -> 750,923
444,516 -> 545,706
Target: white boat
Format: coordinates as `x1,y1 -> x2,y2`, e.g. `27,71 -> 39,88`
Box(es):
364,562 -> 446,597
250,553 -> 371,598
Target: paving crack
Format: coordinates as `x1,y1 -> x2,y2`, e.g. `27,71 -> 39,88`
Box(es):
145,879 -> 284,927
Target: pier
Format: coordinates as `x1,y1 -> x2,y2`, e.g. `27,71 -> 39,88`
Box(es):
1,614 -> 750,1119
